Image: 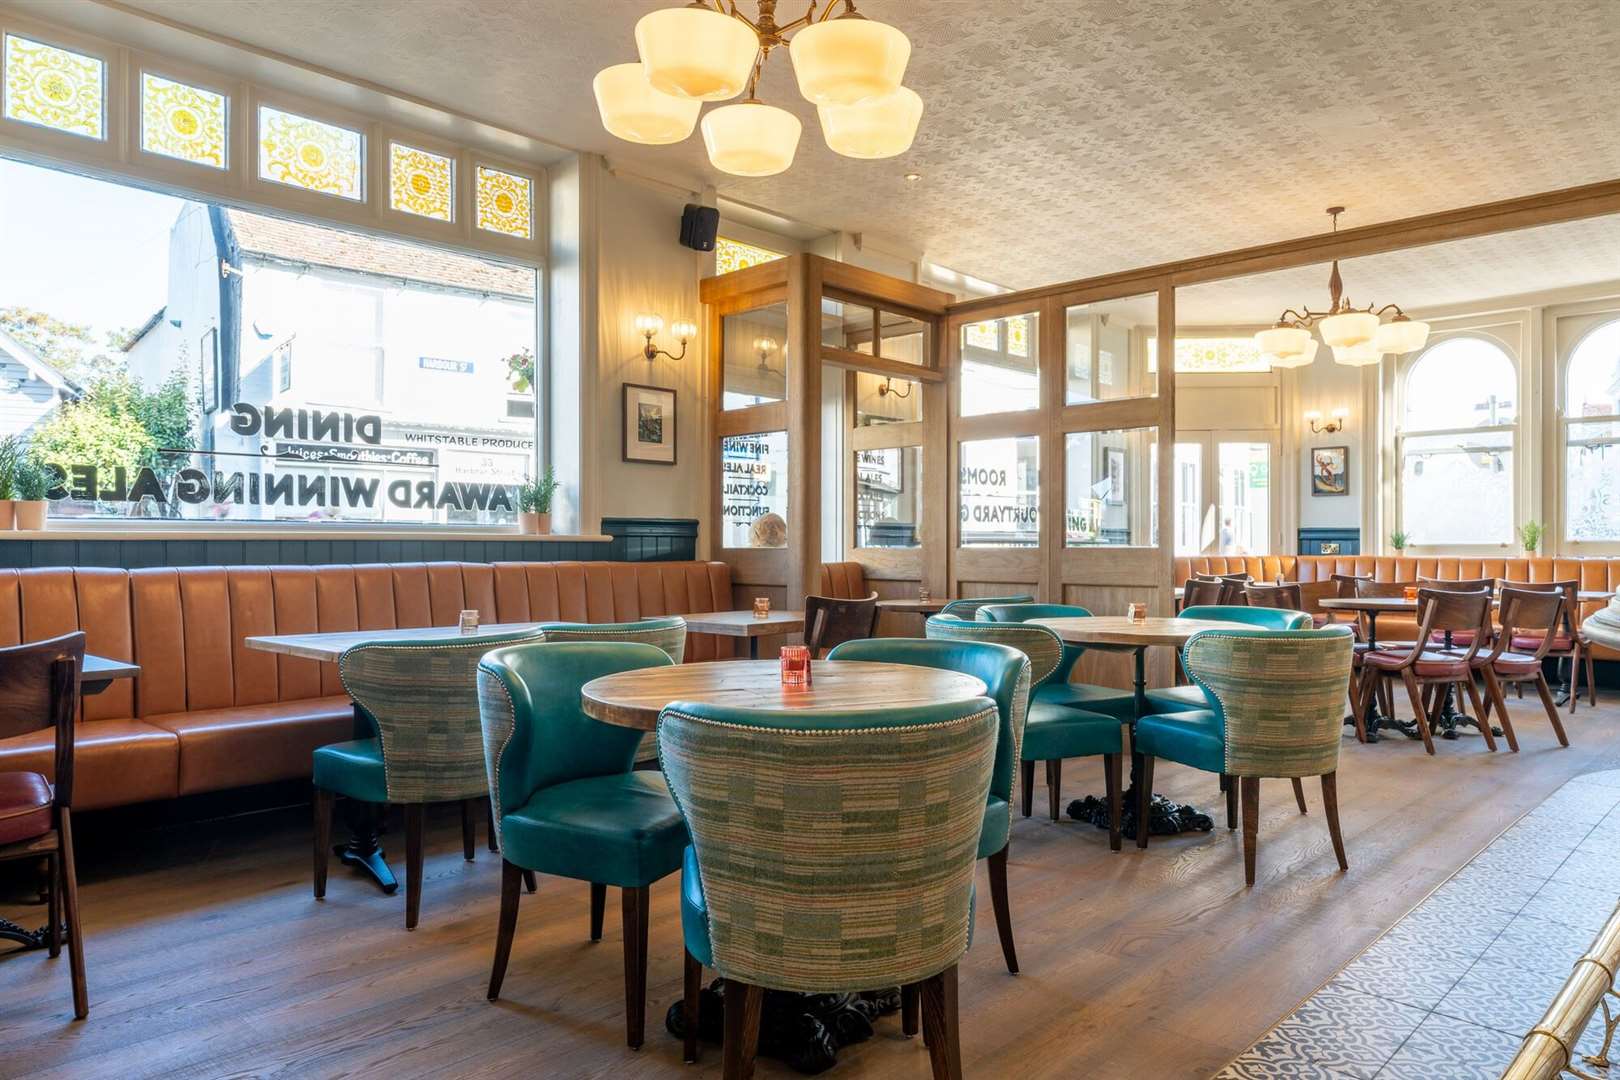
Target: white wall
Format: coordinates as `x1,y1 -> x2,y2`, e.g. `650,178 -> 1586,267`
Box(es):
1293,356 -> 1366,531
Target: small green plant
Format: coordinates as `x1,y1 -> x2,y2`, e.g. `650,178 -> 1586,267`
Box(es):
517,467 -> 559,514
1389,529 -> 1409,552
1519,520 -> 1544,553
0,436 -> 18,501
13,455 -> 49,501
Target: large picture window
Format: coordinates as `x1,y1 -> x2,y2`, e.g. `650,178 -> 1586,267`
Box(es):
0,154 -> 539,527
1562,316 -> 1620,543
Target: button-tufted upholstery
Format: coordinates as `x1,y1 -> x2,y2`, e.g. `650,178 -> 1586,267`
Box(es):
0,560 -> 735,810
1174,555 -> 1620,660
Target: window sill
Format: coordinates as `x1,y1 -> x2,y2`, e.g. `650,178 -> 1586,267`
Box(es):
0,525 -> 611,543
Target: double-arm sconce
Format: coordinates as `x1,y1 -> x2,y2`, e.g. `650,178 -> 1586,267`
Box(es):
635,313 -> 697,362
1305,407 -> 1349,434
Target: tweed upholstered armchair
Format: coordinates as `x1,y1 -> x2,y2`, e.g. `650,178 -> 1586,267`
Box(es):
660,694 -> 998,1080
937,594 -> 1034,618
1134,626 -> 1355,886
314,627 -> 549,930
534,617 -> 687,764
975,603 -> 1137,720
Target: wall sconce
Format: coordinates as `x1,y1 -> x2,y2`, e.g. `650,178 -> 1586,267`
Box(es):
1305,406 -> 1349,434
635,313 -> 695,362
877,375 -> 911,399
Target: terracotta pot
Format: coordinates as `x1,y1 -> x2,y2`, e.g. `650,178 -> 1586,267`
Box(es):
534,512 -> 551,536
518,511 -> 540,534
0,501 -> 13,530
13,500 -> 46,531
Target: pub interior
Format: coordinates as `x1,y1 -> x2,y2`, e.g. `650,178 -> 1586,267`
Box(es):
1,2 -> 1620,1079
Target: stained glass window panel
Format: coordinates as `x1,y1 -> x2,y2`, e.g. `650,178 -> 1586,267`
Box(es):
3,34 -> 105,139
715,236 -> 786,275
389,143 -> 453,221
475,165 -> 533,239
258,105 -> 363,200
140,72 -> 226,168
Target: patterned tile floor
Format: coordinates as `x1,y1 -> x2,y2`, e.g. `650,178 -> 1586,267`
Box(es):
1216,770 -> 1620,1079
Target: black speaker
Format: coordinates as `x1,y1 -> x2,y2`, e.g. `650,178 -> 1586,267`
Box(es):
679,204 -> 720,251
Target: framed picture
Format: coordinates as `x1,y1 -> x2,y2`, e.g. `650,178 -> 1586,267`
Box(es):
1104,447 -> 1126,506
1319,541 -> 1342,555
623,383 -> 677,465
1311,445 -> 1349,496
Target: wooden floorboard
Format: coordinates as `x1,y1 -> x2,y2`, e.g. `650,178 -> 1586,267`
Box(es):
2,697 -> 1618,1080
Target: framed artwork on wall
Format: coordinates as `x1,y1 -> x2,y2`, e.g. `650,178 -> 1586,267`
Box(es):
1104,446 -> 1126,505
1311,445 -> 1349,496
623,383 -> 677,465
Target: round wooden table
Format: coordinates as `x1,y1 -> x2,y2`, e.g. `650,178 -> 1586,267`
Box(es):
581,659 -> 988,731
1029,616 -> 1253,839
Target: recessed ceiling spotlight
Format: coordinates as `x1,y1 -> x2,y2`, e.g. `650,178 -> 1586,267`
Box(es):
904,172 -> 922,182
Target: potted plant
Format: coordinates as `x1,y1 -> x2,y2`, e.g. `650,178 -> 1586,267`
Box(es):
1389,529 -> 1409,554
12,455 -> 49,531
516,467 -> 559,535
0,436 -> 17,530
1519,520 -> 1544,555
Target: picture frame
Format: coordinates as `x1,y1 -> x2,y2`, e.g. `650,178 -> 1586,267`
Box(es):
1104,446 -> 1126,506
622,383 -> 677,465
1311,445 -> 1349,496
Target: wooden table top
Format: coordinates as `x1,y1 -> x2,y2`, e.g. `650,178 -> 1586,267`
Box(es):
876,598 -> 948,615
679,610 -> 805,637
245,622 -> 546,662
580,659 -> 988,731
81,654 -> 140,686
1030,616 -> 1255,647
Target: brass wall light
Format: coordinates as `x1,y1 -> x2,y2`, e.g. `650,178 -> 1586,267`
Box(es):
636,313 -> 696,362
1305,407 -> 1349,434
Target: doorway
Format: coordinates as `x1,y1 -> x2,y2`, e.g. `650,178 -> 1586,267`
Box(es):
1173,430 -> 1276,556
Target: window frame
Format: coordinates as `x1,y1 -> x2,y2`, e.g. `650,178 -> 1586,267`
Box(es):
1554,307 -> 1620,553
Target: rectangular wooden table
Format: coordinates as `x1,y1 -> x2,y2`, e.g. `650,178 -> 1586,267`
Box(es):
245,622 -> 547,662
679,610 -> 805,659
876,598 -> 947,616
80,654 -> 140,695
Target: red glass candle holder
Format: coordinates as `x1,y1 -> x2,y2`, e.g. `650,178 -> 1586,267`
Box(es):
780,644 -> 811,688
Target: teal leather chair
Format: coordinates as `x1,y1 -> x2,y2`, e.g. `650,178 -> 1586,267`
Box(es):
828,637 -> 1028,976
661,694 -> 998,1079
1134,627 -> 1354,885
926,616 -> 1123,850
477,641 -> 689,1050
938,594 -> 1033,618
977,603 -> 1137,720
533,617 -> 687,766
314,627 -> 548,930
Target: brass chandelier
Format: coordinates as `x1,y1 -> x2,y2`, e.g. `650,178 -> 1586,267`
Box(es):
594,1 -> 921,177
1255,208 -> 1431,369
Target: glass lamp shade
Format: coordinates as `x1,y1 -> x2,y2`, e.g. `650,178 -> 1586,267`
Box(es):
817,87 -> 923,158
635,6 -> 759,101
1267,339 -> 1320,369
1332,340 -> 1383,367
1319,310 -> 1380,348
788,15 -> 910,106
1373,318 -> 1430,355
594,64 -> 701,145
1254,325 -> 1313,358
701,101 -> 802,177
670,320 -> 697,341
634,313 -> 664,336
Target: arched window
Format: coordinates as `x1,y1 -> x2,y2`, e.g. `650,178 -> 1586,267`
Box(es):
1562,318 -> 1620,543
1397,336 -> 1517,546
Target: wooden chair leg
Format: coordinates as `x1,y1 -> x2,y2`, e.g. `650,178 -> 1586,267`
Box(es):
1321,772 -> 1348,872
1136,754 -> 1155,850
47,851 -> 60,958
1587,648 -> 1598,707
404,804 -> 424,931
523,869 -> 537,893
987,844 -> 1017,974
622,885 -> 651,1049
59,808 -> 87,1020
460,798 -> 477,861
919,964 -> 963,1080
487,860 -> 523,1000
1569,642 -> 1582,714
1291,777 -> 1308,814
1223,774 -> 1238,830
683,950 -> 702,1064
901,982 -> 919,1038
312,787 -> 334,899
590,882 -> 607,942
1020,759 -> 1035,818
1461,677 -> 1496,751
1400,670 -> 1436,754
486,797 -> 499,852
1239,777 -> 1260,887
1534,673 -> 1572,748
722,980 -> 765,1080
1483,669 -> 1519,752
1045,758 -> 1062,822
1104,753 -> 1122,851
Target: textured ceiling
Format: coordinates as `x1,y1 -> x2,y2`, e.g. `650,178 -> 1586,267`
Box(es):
103,0 -> 1620,290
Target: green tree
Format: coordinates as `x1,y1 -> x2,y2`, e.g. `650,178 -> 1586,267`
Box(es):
0,305 -> 132,385
30,371 -> 197,513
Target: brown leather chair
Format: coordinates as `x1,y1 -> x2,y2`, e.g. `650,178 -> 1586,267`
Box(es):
1359,588 -> 1493,755
804,593 -> 880,656
0,631 -> 88,1019
1472,586 -> 1572,752
1501,580 -> 1593,714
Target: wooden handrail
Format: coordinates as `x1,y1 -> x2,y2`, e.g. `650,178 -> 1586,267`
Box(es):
1501,901 -> 1620,1079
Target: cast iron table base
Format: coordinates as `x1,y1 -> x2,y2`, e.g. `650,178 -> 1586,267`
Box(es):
666,982 -> 900,1074
0,915 -> 58,951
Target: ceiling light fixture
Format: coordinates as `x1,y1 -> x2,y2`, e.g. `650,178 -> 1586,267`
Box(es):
596,1 -> 920,177
1254,207 -> 1431,369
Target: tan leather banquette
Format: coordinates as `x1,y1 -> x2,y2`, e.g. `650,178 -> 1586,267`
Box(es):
1175,555 -> 1620,659
0,561 -> 736,810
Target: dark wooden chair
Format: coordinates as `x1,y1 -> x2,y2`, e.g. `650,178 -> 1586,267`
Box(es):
1418,577 -> 1497,650
0,631 -> 88,1019
803,593 -> 880,656
1359,588 -> 1493,755
1473,586 -> 1572,751
1324,573 -> 1369,635
1215,574 -> 1252,605
1245,582 -> 1304,611
1501,579 -> 1593,714
1181,577 -> 1223,609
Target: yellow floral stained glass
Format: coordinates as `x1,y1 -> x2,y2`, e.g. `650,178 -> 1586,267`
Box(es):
140,73 -> 226,168
3,34 -> 105,139
1006,315 -> 1030,357
258,105 -> 362,200
963,320 -> 999,351
389,143 -> 454,221
475,165 -> 532,239
715,236 -> 785,275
